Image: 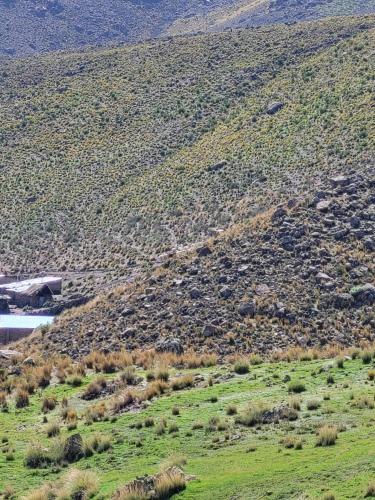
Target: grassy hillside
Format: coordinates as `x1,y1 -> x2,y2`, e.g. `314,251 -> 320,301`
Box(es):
0,16 -> 374,285
1,0 -> 374,57
1,349 -> 375,498
20,165 -> 374,359
167,0 -> 375,36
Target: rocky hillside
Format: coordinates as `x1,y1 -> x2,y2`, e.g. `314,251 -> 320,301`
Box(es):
1,16 -> 374,294
1,0 -> 375,56
19,168 -> 375,358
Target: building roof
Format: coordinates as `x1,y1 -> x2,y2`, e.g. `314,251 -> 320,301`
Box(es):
17,284 -> 52,297
2,276 -> 62,294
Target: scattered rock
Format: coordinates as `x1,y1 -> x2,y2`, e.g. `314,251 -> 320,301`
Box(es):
63,434 -> 84,463
266,101 -> 284,115
155,337 -> 184,355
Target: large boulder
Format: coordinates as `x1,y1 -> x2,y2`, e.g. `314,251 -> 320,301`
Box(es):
63,434 -> 84,463
155,337 -> 184,355
350,284 -> 375,306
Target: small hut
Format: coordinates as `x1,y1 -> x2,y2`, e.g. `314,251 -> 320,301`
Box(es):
13,284 -> 53,308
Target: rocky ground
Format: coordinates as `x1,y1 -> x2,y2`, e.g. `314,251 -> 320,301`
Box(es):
18,167 -> 375,358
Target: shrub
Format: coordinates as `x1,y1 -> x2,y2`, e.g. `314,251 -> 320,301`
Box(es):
171,375 -> 193,391
249,354 -> 263,365
172,406 -> 180,416
234,361 -> 249,374
156,369 -> 170,382
168,423 -> 179,434
226,404 -> 237,415
235,405 -> 268,427
46,422 -> 60,438
15,389 -> 29,408
365,481 -> 375,497
210,396 -> 218,403
57,468 -> 99,499
336,357 -> 345,369
41,396 -> 57,413
0,391 -> 8,410
288,381 -> 306,393
316,425 -> 338,446
327,375 -> 335,385
288,397 -> 301,411
24,442 -> 52,468
306,400 -> 321,410
354,395 -> 374,409
368,370 -> 375,381
85,433 -> 111,454
121,367 -> 137,385
361,350 -> 373,364
192,421 -> 204,430
160,454 -> 187,470
154,468 -> 186,498
144,417 -> 155,427
83,377 -> 107,399
67,375 -> 82,387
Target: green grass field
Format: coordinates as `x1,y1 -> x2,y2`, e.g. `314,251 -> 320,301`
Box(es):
1,353 -> 375,499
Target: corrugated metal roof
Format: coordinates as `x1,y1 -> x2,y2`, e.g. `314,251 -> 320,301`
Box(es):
2,277 -> 62,293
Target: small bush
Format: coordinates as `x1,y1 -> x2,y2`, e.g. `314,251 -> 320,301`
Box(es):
67,375 -> 82,387
235,405 -> 268,427
336,357 -> 345,369
156,369 -> 170,382
226,405 -> 237,415
172,406 -> 180,416
15,389 -> 29,408
365,481 -> 375,497
361,351 -> 373,364
288,381 -> 306,393
316,425 -> 338,447
234,361 -> 249,374
41,396 -> 57,413
306,400 -> 321,411
144,417 -> 155,427
46,422 -> 60,438
154,468 -> 186,498
288,397 -> 301,411
368,370 -> 375,381
327,375 -> 335,385
171,375 -> 193,391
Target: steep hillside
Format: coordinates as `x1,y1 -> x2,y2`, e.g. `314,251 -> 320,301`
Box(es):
0,0 -> 375,56
1,16 -> 374,289
167,0 -> 375,36
19,167 -> 375,358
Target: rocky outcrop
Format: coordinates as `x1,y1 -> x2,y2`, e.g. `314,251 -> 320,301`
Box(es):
16,169 -> 375,358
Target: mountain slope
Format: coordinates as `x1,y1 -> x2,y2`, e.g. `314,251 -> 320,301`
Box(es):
0,0 -> 375,56
14,19 -> 375,358
1,16 -> 374,287
18,166 -> 375,358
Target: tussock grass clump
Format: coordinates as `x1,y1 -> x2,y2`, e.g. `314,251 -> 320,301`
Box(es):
288,381 -> 306,393
15,389 -> 29,408
46,422 -> 60,438
365,481 -> 375,497
82,376 -> 107,399
154,468 -> 186,498
226,404 -> 237,415
234,360 -> 249,374
235,405 -> 268,427
170,375 -> 194,391
316,425 -> 338,447
306,399 -> 321,410
41,396 -> 57,413
288,397 -> 301,411
361,350 -> 373,364
23,468 -> 99,500
368,370 -> 375,381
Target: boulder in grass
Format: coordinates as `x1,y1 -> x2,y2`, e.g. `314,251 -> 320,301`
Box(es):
155,337 -> 184,355
63,434 -> 84,463
266,101 -> 284,115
